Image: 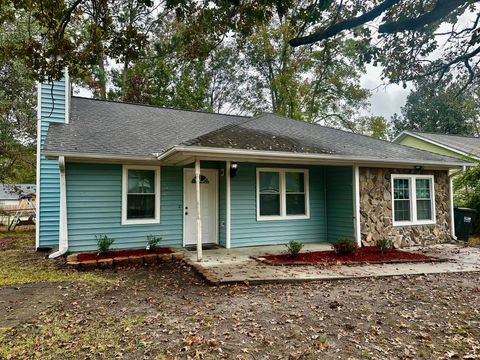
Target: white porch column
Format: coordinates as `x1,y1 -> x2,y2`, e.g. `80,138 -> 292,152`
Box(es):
195,159 -> 203,261
226,161 -> 231,249
353,165 -> 362,246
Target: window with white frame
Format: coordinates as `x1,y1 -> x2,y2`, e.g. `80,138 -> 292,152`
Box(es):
256,168 -> 309,220
122,166 -> 160,225
392,174 -> 435,226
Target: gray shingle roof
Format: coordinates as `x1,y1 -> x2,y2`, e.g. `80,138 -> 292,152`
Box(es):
183,113 -> 473,164
407,131 -> 480,159
44,97 -> 470,166
44,97 -> 247,156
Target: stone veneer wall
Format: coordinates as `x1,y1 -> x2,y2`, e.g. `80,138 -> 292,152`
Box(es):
359,167 -> 452,247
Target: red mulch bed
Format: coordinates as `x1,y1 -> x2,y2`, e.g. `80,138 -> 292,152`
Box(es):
256,246 -> 440,266
77,248 -> 173,262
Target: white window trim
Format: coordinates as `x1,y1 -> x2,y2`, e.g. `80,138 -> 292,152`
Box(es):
256,168 -> 310,221
122,165 -> 160,225
391,174 -> 436,226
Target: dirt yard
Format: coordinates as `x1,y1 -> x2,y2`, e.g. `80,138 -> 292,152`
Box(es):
1,232 -> 480,359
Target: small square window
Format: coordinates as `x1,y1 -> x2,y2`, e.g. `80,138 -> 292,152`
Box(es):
122,166 -> 160,225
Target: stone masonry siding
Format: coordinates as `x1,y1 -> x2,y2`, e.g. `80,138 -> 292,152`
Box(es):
359,167 -> 451,247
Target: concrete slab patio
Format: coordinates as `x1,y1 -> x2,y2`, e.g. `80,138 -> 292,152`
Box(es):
184,243 -> 480,284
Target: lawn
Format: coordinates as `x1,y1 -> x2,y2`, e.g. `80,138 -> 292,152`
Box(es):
1,231 -> 480,359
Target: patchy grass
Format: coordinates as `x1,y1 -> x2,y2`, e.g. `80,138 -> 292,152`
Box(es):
0,231 -> 108,287
1,231 -> 480,359
0,313 -> 144,359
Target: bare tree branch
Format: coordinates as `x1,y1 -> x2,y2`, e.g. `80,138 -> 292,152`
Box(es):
289,0 -> 401,47
379,0 -> 470,33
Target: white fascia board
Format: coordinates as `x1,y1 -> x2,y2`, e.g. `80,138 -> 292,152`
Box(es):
157,146 -> 474,168
43,146 -> 475,168
43,150 -> 157,162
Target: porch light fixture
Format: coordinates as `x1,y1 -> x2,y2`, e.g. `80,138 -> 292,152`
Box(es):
414,165 -> 423,172
230,161 -> 238,178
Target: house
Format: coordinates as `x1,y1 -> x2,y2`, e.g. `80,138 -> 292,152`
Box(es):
393,131 -> 480,163
36,72 -> 473,259
0,184 -> 36,206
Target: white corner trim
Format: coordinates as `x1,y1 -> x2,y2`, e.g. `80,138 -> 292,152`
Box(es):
353,165 -> 361,246
391,174 -> 436,227
121,165 -> 161,225
226,161 -> 231,249
35,82 -> 42,250
255,168 -> 310,221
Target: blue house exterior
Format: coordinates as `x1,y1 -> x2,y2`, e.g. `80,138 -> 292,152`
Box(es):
37,74 -> 471,256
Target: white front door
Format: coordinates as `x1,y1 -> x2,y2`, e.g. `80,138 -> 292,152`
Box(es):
183,168 -> 218,246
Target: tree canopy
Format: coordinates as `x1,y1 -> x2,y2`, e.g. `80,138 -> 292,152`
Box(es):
391,76 -> 480,136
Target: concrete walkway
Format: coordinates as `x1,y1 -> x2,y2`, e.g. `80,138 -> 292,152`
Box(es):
184,243 -> 480,284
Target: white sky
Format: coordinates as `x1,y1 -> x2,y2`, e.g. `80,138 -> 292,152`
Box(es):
361,64 -> 410,119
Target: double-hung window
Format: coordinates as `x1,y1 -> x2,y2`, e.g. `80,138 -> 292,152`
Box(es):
392,174 -> 435,226
122,165 -> 160,225
256,168 -> 309,220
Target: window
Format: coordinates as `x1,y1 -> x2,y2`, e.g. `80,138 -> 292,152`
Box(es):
191,175 -> 210,184
392,174 -> 435,226
256,168 -> 309,220
122,166 -> 160,225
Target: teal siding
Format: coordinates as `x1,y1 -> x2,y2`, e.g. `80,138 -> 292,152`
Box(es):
38,79 -> 67,247
325,166 -> 354,241
66,163 -> 184,252
230,163 -> 327,247
64,161 -> 353,251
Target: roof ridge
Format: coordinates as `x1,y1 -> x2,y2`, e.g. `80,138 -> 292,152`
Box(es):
71,96 -> 251,119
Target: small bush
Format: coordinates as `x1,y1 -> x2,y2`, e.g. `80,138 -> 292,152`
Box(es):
331,238 -> 357,255
285,240 -> 304,257
146,235 -> 162,251
376,239 -> 393,253
96,235 -> 114,255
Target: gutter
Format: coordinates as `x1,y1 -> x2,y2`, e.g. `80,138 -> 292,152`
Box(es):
49,156 -> 68,258
43,145 -> 474,168
157,146 -> 474,168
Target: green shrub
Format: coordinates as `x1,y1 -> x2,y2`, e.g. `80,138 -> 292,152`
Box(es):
96,235 -> 114,255
285,240 -> 304,257
376,239 -> 393,254
146,235 -> 162,251
331,238 -> 357,255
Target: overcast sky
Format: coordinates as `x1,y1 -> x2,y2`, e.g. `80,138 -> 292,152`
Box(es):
361,64 -> 410,119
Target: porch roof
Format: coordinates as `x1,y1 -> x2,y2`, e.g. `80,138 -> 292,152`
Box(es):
44,97 -> 472,168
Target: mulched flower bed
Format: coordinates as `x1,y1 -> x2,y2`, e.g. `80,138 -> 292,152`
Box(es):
77,248 -> 174,262
256,246 -> 442,266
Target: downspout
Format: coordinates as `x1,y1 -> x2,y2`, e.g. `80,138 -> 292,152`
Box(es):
449,173 -> 457,241
49,156 -> 68,258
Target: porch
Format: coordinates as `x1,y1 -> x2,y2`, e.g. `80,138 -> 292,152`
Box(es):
180,159 -> 359,261
183,243 -> 480,284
